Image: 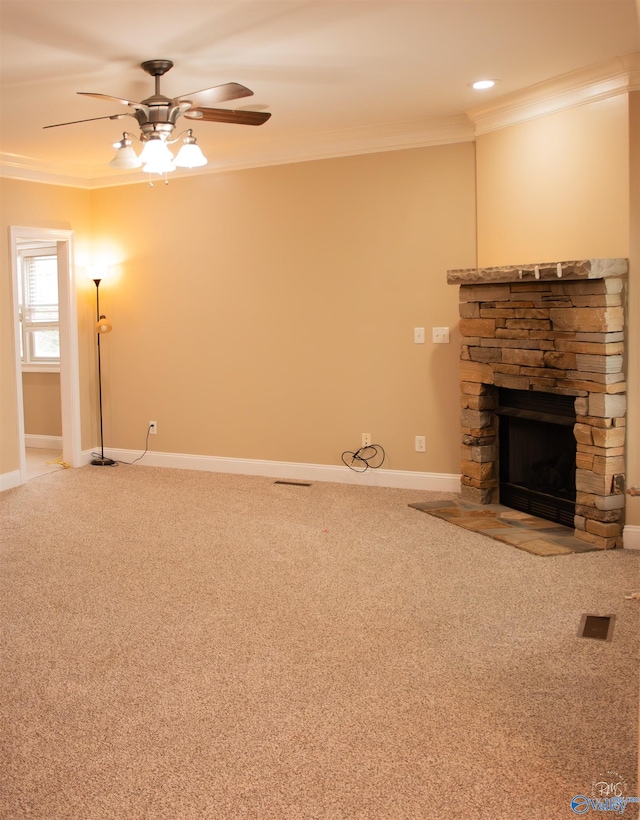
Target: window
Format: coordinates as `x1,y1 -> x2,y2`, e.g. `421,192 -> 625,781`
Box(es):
18,246 -> 60,371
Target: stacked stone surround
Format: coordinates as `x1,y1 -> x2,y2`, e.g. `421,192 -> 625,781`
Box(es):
446,259 -> 628,550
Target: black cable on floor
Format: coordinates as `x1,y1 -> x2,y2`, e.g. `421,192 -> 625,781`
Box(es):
90,424 -> 153,466
341,444 -> 385,473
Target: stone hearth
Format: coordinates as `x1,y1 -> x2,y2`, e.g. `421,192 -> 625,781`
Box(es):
447,259 -> 628,550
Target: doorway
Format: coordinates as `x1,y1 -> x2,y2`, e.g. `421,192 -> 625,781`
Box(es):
10,227 -> 82,483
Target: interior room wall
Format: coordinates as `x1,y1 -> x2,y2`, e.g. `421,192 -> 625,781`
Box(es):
90,142 -> 477,475
475,95 -> 629,266
22,372 -> 62,437
0,179 -> 93,477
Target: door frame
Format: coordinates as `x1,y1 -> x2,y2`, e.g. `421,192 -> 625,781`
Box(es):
9,226 -> 82,482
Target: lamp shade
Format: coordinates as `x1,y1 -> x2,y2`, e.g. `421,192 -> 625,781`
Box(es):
87,265 -> 108,282
96,317 -> 113,334
139,137 -> 174,165
109,144 -> 142,169
142,158 -> 176,174
109,135 -> 142,169
174,141 -> 207,168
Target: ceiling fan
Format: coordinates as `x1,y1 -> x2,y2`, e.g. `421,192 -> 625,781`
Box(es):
44,59 -> 272,174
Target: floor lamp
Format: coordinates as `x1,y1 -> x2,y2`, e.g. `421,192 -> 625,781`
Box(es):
91,277 -> 116,466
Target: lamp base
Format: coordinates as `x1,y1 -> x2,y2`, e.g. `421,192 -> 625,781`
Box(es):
91,456 -> 117,466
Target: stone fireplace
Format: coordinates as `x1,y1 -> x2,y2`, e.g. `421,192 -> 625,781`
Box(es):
447,259 -> 628,550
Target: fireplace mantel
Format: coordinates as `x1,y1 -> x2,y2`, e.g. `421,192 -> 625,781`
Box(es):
448,258 -> 628,285
448,257 -> 629,550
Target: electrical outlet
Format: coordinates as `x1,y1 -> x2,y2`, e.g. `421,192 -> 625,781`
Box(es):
362,433 -> 371,448
149,420 -> 157,435
415,435 -> 426,452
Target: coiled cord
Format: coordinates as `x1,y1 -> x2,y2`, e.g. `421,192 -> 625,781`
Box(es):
341,444 -> 385,473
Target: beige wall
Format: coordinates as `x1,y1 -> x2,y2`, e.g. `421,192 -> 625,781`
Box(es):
476,95 -> 629,266
0,179 -> 93,475
91,144 -> 477,473
22,372 -> 62,437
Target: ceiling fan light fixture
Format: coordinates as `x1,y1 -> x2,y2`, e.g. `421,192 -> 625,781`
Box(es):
109,135 -> 142,169
142,158 -> 176,175
138,136 -> 174,165
44,61 -> 272,181
174,131 -> 208,168
44,61 -> 271,180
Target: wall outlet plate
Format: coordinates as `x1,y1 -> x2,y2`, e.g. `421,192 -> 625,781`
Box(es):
432,327 -> 450,344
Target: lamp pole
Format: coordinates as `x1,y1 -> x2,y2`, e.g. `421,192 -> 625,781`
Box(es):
91,278 -> 116,466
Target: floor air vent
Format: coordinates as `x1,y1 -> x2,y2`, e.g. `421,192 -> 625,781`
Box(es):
578,614 -> 614,641
274,480 -> 312,487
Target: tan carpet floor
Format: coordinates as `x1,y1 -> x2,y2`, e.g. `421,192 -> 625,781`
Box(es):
1,465 -> 639,819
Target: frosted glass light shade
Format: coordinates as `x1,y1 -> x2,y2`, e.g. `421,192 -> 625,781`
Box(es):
138,138 -> 174,165
142,158 -> 176,174
174,142 -> 207,168
109,144 -> 142,169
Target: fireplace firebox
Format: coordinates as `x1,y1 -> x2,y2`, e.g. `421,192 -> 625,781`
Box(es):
496,389 -> 576,528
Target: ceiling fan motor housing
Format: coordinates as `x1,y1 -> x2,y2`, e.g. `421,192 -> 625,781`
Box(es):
135,60 -> 190,140
135,106 -> 188,140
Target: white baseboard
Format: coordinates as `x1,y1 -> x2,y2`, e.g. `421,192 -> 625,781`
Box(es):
623,525 -> 640,551
0,470 -> 21,492
91,447 -> 462,493
25,434 -> 63,450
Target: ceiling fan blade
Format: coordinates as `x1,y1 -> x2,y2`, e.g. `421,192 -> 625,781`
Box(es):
184,108 -> 271,126
43,113 -> 133,129
175,82 -> 253,105
78,92 -> 147,111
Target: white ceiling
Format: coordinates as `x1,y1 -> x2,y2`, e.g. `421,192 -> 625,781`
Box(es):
1,0 -> 639,187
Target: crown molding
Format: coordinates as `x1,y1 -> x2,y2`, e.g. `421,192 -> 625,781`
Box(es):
0,153 -> 93,189
1,114 -> 474,190
467,52 -> 640,136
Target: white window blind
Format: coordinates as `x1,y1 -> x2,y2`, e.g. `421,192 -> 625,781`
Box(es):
19,247 -> 60,368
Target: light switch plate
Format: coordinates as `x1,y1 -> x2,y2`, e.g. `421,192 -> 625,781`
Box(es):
432,327 -> 450,344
